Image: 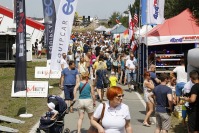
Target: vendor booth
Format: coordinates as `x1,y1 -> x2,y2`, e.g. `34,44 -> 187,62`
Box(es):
138,9 -> 199,83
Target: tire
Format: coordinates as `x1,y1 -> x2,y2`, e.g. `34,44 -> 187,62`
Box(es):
63,128 -> 70,133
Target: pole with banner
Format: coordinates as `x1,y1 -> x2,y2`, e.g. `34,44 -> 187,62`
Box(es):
42,0 -> 56,60
15,0 -> 32,118
51,0 -> 78,71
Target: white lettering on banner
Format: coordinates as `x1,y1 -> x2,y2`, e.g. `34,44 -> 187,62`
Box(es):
50,0 -> 78,70
11,81 -> 49,97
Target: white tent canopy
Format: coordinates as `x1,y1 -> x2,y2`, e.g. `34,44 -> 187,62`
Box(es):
95,26 -> 107,32
135,25 -> 153,39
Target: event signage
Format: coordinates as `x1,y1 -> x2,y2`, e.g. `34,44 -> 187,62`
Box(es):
50,0 -> 78,70
35,67 -> 61,79
14,0 -> 27,93
42,0 -> 56,60
128,11 -> 133,41
170,36 -> 199,43
11,81 -> 49,97
146,0 -> 165,24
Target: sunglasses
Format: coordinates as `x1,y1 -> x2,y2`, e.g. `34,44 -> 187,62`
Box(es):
116,94 -> 124,99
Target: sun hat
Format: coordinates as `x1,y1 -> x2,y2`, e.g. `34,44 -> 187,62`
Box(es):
47,102 -> 55,110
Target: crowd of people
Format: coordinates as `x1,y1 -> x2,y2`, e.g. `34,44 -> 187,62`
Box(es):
51,31 -> 198,133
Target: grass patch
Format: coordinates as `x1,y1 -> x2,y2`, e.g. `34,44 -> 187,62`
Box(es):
0,61 -> 62,133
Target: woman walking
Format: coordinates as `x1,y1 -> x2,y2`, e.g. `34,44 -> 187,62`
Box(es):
143,71 -> 155,127
73,72 -> 96,133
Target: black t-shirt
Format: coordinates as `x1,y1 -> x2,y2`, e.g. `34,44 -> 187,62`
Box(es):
189,83 -> 199,110
95,46 -> 101,56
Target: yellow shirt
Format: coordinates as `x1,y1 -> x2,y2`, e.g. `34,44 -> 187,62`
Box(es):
93,61 -> 107,70
109,76 -> 118,87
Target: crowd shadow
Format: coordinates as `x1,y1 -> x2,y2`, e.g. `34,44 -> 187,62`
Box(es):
70,128 -> 87,133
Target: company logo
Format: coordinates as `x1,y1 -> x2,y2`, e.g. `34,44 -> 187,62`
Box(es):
170,38 -> 183,43
43,0 -> 54,17
62,0 -> 74,15
153,0 -> 159,19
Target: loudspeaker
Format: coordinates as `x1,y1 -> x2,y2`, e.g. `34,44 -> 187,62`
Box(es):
88,16 -> 90,22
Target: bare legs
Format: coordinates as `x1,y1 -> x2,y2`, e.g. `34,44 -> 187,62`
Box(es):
77,111 -> 93,133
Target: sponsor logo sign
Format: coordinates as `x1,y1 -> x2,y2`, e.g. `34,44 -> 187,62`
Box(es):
11,81 -> 49,97
35,67 -> 61,79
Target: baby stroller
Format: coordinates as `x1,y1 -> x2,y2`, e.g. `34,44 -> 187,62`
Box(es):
36,95 -> 71,133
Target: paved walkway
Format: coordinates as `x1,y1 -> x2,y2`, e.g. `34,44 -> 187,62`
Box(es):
63,85 -> 155,133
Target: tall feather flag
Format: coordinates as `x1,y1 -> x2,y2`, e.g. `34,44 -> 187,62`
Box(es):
50,0 -> 78,70
42,0 -> 56,60
14,0 -> 27,92
146,0 -> 165,24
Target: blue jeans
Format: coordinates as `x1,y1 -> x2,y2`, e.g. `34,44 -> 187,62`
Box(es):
176,82 -> 186,96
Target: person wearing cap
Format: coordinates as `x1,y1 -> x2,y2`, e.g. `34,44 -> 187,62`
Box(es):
73,71 -> 96,133
109,71 -> 118,87
47,102 -> 58,120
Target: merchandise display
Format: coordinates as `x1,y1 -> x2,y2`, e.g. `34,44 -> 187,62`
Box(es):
155,54 -> 184,73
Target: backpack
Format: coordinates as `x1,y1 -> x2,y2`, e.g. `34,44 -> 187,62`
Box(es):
106,59 -> 112,71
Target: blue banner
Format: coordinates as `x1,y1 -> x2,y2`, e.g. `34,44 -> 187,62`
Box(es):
141,0 -> 147,25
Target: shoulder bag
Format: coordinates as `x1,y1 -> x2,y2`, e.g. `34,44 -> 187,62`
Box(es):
87,103 -> 106,133
80,82 -> 88,94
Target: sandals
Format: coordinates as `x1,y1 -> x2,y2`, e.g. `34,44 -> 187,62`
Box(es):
143,122 -> 150,127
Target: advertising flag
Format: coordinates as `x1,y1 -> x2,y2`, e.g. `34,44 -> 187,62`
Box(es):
141,0 -> 147,25
146,0 -> 165,24
42,0 -> 56,60
14,0 -> 27,92
50,0 -> 78,70
128,11 -> 134,41
133,9 -> 138,26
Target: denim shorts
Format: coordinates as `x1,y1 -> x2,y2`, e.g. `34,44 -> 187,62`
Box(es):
176,82 -> 186,96
64,85 -> 75,100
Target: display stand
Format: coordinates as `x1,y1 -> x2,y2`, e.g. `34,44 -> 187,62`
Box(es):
155,54 -> 184,73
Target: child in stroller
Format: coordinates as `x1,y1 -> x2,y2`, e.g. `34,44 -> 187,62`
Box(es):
36,95 -> 70,133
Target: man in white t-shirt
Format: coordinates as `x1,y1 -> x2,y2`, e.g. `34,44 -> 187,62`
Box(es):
61,53 -> 68,70
172,60 -> 187,104
125,53 -> 137,92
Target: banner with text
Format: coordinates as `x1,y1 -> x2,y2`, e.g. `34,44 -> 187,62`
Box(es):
12,81 -> 49,97
42,0 -> 56,60
147,0 -> 165,24
14,0 -> 27,93
35,67 -> 61,79
50,0 -> 78,70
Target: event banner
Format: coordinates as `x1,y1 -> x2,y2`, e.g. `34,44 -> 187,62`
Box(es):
146,0 -> 165,24
35,67 -> 61,79
141,0 -> 147,25
11,81 -> 49,97
128,11 -> 133,41
14,0 -> 27,93
42,0 -> 56,60
51,0 -> 78,70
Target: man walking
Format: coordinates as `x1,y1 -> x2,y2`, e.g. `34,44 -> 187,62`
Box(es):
125,53 -> 137,92
148,73 -> 173,133
60,60 -> 79,113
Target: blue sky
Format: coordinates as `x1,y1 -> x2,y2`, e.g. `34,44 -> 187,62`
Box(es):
0,0 -> 135,19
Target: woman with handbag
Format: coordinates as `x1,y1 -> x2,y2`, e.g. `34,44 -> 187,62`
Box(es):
73,72 -> 96,133
96,59 -> 108,102
89,86 -> 133,133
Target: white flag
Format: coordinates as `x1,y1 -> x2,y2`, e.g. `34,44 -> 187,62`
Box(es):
51,0 -> 78,70
128,11 -> 133,41
147,0 -> 165,24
